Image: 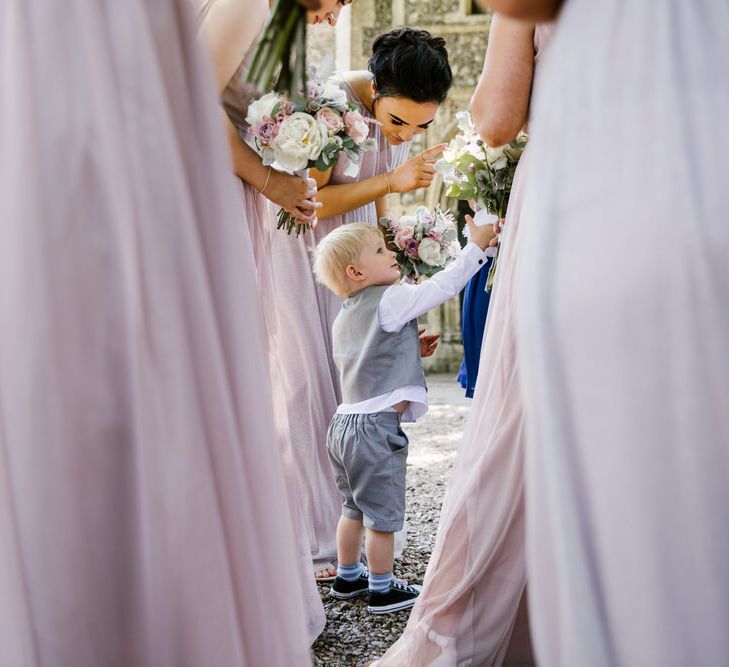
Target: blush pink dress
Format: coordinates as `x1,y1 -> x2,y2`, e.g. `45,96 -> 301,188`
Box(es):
0,1 -> 311,665
193,0 -> 326,642
517,1 -> 729,665
269,80 -> 412,572
374,26 -> 552,667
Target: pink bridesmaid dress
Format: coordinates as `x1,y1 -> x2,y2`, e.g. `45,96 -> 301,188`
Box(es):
193,0 -> 326,643
270,79 -> 412,573
518,1 -> 729,665
0,1 -> 311,665
374,26 -> 552,667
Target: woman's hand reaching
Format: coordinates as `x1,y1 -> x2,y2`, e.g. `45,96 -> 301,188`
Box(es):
388,144 -> 447,194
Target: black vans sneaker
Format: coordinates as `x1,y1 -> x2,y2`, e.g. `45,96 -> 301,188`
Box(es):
367,580 -> 422,614
329,570 -> 369,600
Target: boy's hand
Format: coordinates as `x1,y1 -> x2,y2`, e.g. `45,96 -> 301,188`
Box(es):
465,213 -> 498,251
419,328 -> 440,358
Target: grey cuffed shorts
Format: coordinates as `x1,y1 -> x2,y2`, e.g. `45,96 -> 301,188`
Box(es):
326,411 -> 409,532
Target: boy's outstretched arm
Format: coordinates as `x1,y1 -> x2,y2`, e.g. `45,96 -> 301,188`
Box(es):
379,217 -> 494,334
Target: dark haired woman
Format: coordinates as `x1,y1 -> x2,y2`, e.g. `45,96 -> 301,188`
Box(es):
268,27 -> 453,582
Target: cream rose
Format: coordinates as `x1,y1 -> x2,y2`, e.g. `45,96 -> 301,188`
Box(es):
418,238 -> 445,267
456,111 -> 473,134
398,215 -> 418,232
322,81 -> 348,106
447,240 -> 461,259
245,92 -> 280,127
485,145 -> 508,170
271,112 -> 327,172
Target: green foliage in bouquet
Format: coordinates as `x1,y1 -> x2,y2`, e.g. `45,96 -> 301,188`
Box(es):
245,0 -> 307,101
438,113 -> 527,218
436,112 -> 528,290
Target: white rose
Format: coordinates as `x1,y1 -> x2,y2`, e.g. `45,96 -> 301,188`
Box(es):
245,92 -> 280,126
322,81 -> 348,106
442,135 -> 466,163
455,111 -> 474,134
398,215 -> 418,232
271,112 -> 327,172
448,240 -> 461,259
418,238 -> 446,267
485,145 -> 508,170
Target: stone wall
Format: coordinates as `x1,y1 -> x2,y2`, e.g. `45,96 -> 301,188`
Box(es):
308,3 -> 491,373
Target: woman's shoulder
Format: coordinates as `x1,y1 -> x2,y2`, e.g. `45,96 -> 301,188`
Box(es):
338,71 -> 374,101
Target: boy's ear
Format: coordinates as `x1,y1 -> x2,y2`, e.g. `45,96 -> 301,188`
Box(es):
345,263 -> 364,282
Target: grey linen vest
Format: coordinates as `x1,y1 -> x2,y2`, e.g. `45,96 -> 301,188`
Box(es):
332,284 -> 427,404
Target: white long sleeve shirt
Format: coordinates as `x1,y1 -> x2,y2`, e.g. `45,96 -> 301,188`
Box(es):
336,242 -> 488,421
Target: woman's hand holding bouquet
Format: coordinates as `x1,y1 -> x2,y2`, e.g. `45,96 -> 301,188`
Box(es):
245,81 -> 376,235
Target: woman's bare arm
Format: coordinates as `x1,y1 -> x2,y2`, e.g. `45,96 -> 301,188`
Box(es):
199,0 -> 319,221
199,0 -> 268,93
311,169 -> 390,219
474,0 -> 562,21
311,144 -> 445,219
470,14 -> 536,147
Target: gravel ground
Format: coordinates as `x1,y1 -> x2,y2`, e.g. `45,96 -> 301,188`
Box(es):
312,375 -> 471,667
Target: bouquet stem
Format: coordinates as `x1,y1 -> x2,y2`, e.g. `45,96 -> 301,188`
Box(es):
484,243 -> 499,292
276,209 -> 310,236
245,0 -> 307,100
276,168 -> 313,236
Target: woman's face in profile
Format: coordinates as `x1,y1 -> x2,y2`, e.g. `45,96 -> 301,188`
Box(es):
307,0 -> 353,26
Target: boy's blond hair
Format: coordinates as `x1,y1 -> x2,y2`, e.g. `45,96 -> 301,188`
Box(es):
313,223 -> 383,297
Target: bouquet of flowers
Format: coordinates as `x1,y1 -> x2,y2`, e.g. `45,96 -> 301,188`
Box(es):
436,111 -> 527,290
380,206 -> 461,280
245,80 -> 376,235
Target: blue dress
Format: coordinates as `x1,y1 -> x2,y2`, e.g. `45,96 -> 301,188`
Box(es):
457,257 -> 493,398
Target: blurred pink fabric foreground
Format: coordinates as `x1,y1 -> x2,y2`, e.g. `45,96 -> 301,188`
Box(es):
193,0 -> 326,642
517,1 -> 729,665
0,1 -> 310,665
269,80 -> 411,572
374,27 -> 550,667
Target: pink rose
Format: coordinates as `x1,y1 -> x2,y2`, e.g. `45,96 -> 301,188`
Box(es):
275,100 -> 295,123
343,111 -> 370,144
394,227 -> 414,249
427,229 -> 443,243
253,117 -> 278,146
404,238 -> 420,259
307,79 -> 325,99
316,107 -> 345,135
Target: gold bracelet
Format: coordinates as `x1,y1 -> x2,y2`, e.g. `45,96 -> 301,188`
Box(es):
259,166 -> 272,195
383,171 -> 392,196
